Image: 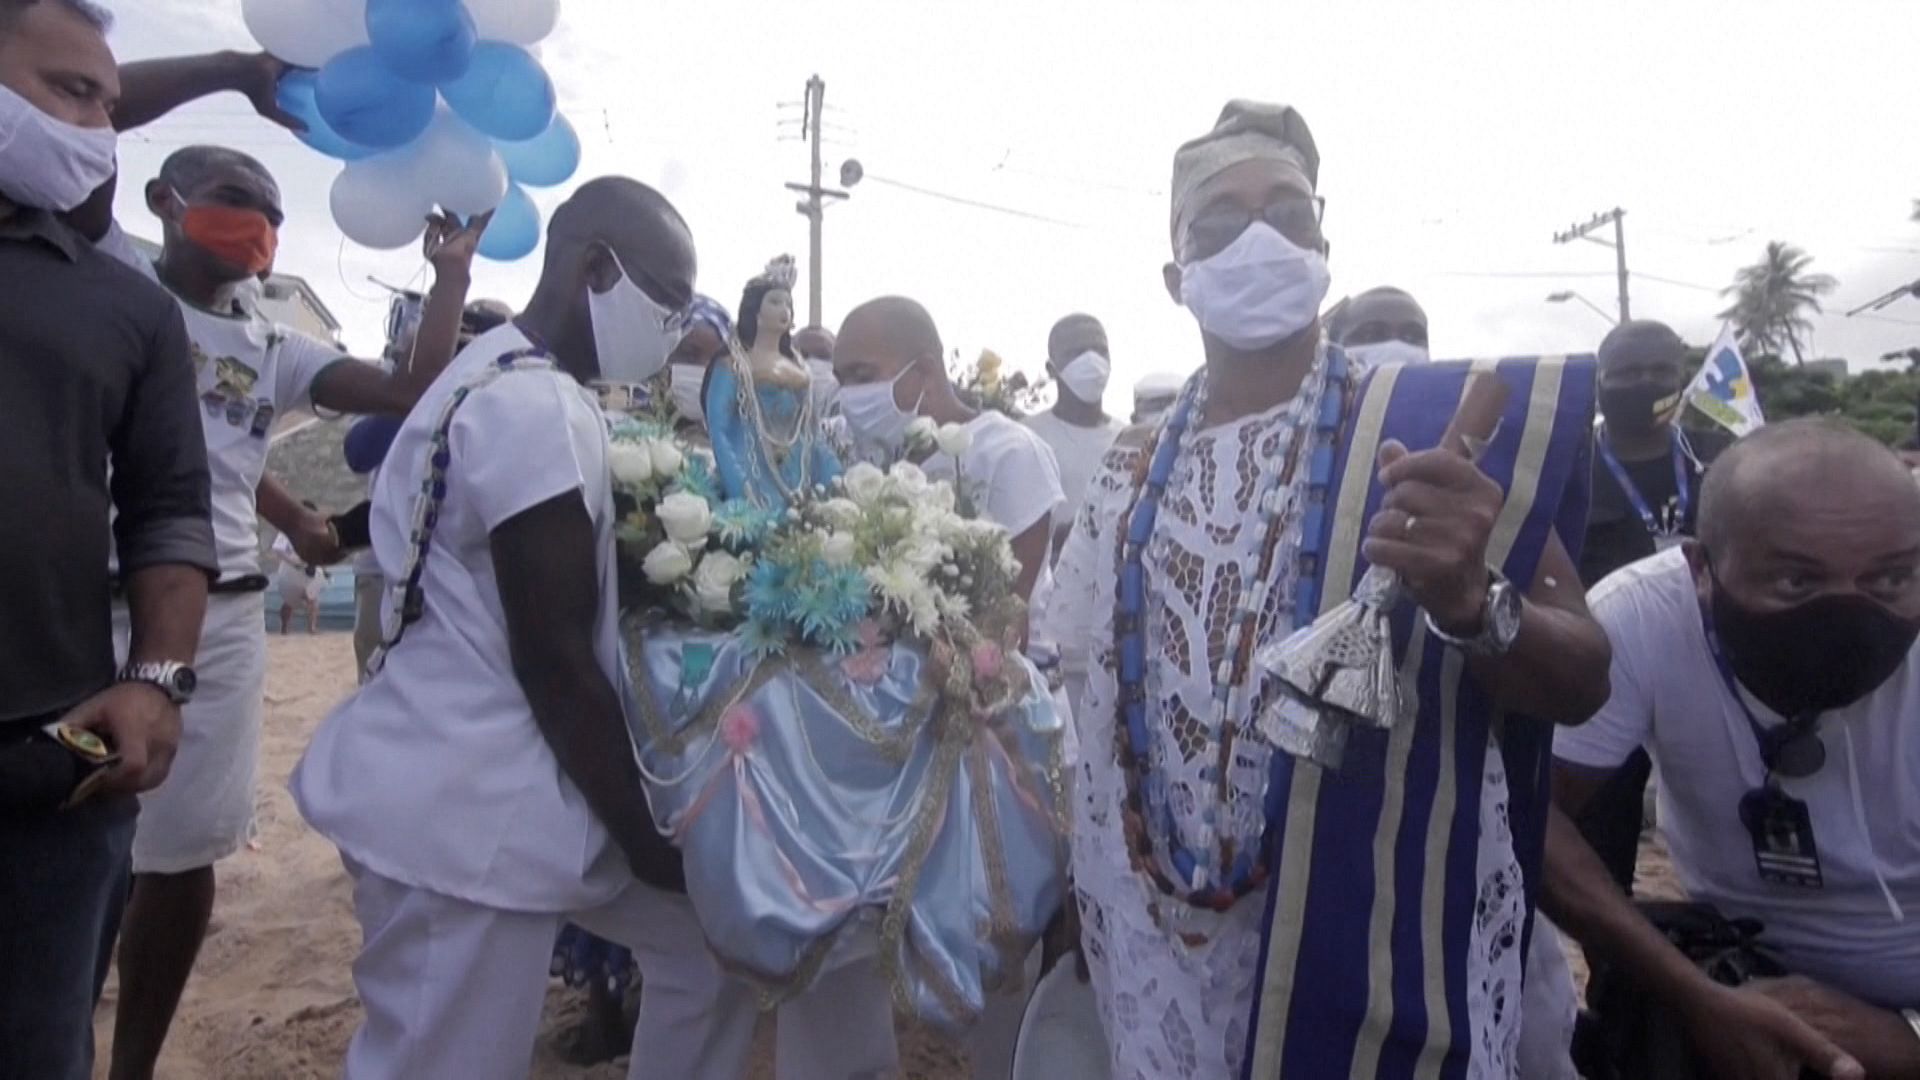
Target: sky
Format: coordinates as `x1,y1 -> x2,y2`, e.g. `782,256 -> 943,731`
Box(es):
107,0 -> 1920,408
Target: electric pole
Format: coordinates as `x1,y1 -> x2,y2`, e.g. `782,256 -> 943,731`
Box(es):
1553,208 -> 1630,324
784,75 -> 849,328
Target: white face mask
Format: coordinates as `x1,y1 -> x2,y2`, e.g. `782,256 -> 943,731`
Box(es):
838,361 -> 922,450
588,250 -> 684,383
1344,339 -> 1430,367
805,357 -> 839,412
0,83 -> 117,212
1178,221 -> 1332,353
669,364 -> 706,423
1056,349 -> 1111,407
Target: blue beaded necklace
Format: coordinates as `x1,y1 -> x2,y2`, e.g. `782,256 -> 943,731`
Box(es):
1111,346 -> 1350,910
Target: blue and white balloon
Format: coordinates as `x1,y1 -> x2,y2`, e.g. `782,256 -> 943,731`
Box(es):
366,0 -> 476,84
275,70 -> 376,161
477,183 -> 540,261
331,152 -> 434,250
465,0 -> 561,46
244,0 -> 370,70
439,42 -> 555,142
401,108 -> 507,217
495,113 -> 578,188
316,45 -> 437,149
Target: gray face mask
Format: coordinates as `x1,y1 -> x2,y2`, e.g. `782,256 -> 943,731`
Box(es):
838,361 -> 921,450
588,250 -> 684,383
1178,221 -> 1331,352
0,83 -> 118,211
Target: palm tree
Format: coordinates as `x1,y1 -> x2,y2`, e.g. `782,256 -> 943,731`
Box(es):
1719,241 -> 1838,364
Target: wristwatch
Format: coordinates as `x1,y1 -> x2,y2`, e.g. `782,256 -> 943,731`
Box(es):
1424,569 -> 1523,657
117,661 -> 198,706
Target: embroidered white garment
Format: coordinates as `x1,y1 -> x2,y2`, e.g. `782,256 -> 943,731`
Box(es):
1055,353 -> 1521,1079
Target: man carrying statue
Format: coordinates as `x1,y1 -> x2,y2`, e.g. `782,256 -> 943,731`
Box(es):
1048,100 -> 1613,1079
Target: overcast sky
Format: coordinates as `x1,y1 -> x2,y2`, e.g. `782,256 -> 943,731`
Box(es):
108,0 -> 1920,406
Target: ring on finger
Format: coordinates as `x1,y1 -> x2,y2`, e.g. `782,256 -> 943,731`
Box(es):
1404,514 -> 1418,537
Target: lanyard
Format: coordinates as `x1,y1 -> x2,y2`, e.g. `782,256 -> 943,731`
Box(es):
1599,427 -> 1689,538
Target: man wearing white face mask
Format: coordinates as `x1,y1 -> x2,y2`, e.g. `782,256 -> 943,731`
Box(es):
292,177 -> 718,1080
661,292 -> 732,436
1052,101 -> 1611,1080
0,4 -> 218,1079
1329,285 -> 1432,367
1024,313 -> 1125,555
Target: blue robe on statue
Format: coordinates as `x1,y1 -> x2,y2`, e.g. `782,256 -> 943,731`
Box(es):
705,361 -> 841,509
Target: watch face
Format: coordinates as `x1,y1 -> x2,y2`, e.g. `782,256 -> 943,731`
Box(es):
173,667 -> 197,697
1488,582 -> 1524,645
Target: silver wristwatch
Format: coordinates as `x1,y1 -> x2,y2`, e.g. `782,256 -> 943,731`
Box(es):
1425,569 -> 1522,657
117,660 -> 198,705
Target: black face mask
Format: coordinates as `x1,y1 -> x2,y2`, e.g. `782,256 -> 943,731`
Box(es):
1599,382 -> 1681,433
1710,583 -> 1920,718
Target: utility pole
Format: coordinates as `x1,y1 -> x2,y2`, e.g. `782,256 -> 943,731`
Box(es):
783,75 -> 848,328
1553,208 -> 1630,324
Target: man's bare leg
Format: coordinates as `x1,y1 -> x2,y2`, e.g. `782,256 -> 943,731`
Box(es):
108,867 -> 215,1080
278,603 -> 292,635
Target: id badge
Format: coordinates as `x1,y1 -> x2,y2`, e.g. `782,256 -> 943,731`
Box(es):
1742,789 -> 1823,888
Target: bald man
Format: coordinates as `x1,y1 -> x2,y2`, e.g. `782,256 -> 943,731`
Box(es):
87,138 -> 485,1078
1024,314 -> 1124,554
1547,419 -> 1920,1080
836,296 -> 1063,605
293,177 -> 707,1080
1328,285 -> 1430,366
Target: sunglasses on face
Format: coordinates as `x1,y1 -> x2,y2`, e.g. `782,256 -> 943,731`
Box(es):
1184,195 -> 1327,262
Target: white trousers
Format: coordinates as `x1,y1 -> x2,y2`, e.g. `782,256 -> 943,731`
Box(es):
343,862 -> 899,1080
1515,916 -> 1580,1080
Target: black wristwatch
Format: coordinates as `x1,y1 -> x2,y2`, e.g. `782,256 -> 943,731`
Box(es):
1425,569 -> 1523,657
117,661 -> 197,705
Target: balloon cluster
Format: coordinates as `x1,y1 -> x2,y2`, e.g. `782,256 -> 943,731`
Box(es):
247,0 -> 576,261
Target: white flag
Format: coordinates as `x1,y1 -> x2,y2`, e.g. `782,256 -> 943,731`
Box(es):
1684,325 -> 1765,437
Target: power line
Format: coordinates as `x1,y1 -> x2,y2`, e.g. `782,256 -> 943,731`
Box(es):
862,175 -> 1084,228
1433,269 -> 1616,280
1632,271 -> 1721,293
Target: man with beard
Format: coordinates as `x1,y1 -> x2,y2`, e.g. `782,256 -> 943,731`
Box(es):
1548,419 -> 1920,1080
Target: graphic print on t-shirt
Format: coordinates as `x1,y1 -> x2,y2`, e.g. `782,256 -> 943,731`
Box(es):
194,341 -> 272,437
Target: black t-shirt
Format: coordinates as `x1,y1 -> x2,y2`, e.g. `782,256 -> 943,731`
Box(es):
1578,427 -> 1729,587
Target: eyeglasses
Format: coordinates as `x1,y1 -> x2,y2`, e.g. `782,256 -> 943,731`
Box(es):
1183,195 -> 1327,261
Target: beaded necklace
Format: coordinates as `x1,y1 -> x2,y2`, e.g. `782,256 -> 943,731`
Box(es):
1111,345 -> 1351,910
365,346 -> 561,676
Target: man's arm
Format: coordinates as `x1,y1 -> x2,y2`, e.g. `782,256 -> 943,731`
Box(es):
1545,764 -> 1869,1080
114,51 -> 299,133
257,474 -> 341,567
1010,514 -> 1051,604
492,493 -> 680,888
1364,443 -> 1611,722
309,213 -> 487,416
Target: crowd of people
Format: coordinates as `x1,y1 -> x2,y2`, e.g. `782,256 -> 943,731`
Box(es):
2,2 -> 1917,1079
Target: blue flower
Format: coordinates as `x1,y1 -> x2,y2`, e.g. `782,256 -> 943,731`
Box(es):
713,499 -> 780,550
743,559 -> 793,624
677,453 -> 718,502
739,618 -> 789,657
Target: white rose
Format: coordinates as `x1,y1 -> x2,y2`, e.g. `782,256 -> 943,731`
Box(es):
887,461 -> 929,496
689,550 -> 746,613
906,416 -> 938,447
657,492 -> 713,546
817,497 -> 862,528
935,422 -> 972,457
647,438 -> 684,478
608,442 -> 653,488
642,541 -> 694,585
822,532 -> 857,566
843,462 -> 887,504
924,482 -> 956,514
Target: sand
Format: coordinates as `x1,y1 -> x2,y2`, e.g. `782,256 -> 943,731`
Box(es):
88,632 -> 1679,1078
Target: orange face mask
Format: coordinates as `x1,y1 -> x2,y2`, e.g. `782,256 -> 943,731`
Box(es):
181,204 -> 279,276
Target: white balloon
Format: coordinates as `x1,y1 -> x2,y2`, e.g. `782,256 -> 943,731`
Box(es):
330,154 -> 433,250
243,0 -> 370,69
400,109 -> 508,218
464,0 -> 560,45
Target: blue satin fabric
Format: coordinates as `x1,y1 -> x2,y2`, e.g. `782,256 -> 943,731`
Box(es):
622,618 -> 1069,1030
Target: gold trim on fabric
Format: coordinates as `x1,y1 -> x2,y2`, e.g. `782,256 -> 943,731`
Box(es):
1248,362 -> 1402,1079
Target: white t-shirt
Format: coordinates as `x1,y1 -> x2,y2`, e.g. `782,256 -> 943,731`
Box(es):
1555,548 -> 1920,1007
1022,410 -> 1124,529
922,410 -> 1065,538
101,226 -> 346,576
292,326 -> 631,913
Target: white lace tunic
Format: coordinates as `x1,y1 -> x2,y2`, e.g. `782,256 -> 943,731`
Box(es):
1051,367 -> 1522,1080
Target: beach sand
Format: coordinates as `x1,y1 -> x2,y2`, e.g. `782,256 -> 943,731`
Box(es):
89,631 -> 1677,1078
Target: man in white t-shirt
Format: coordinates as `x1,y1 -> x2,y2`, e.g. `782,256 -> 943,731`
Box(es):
294,176 -> 789,1080
1547,419 -> 1920,1080
1130,371 -> 1185,424
94,141 -> 483,1079
834,295 -> 1065,1080
1022,314 -> 1124,554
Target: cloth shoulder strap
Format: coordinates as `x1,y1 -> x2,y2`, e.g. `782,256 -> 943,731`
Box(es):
365,347 -> 562,676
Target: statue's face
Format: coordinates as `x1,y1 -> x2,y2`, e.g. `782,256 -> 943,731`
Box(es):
760,288 -> 795,335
